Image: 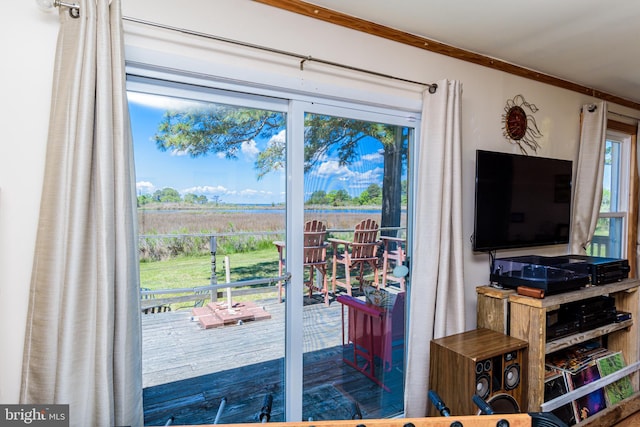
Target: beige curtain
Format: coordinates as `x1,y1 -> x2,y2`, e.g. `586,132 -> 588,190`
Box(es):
405,79 -> 465,417
20,1 -> 143,426
569,102 -> 608,254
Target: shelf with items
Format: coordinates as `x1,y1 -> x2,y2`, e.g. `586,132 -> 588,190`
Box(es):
506,278 -> 639,426
476,280 -> 640,426
545,319 -> 634,355
507,278 -> 640,309
543,340 -> 639,425
572,392 -> 640,426
543,361 -> 640,411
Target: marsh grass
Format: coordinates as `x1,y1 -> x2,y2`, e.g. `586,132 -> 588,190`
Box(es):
137,208 -> 384,261
137,208 -> 391,308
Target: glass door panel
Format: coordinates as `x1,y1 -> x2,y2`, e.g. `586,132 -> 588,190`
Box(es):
127,81 -> 288,425
301,111 -> 411,420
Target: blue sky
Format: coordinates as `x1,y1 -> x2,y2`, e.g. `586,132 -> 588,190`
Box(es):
127,91 -> 389,205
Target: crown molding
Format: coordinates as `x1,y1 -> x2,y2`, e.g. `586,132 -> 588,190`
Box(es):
255,0 -> 640,111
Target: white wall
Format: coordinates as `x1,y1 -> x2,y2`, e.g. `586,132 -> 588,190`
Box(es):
0,2 -> 58,404
119,0 -> 615,328
2,0 -> 638,404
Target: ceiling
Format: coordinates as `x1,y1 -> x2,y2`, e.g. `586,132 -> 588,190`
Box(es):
273,0 -> 640,109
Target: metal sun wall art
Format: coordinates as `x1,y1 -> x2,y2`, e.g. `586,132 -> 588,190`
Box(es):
502,94 -> 542,154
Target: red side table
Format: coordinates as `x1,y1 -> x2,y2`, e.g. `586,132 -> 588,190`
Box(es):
337,294 -> 391,391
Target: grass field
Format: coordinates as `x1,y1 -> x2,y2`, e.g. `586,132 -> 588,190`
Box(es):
137,208 -> 389,261
139,247 -> 283,308
137,207 -> 403,308
137,206 -> 389,236
139,248 -> 280,290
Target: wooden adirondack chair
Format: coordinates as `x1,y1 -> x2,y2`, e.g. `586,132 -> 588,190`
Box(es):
274,219 -> 329,305
380,235 -> 407,291
329,219 -> 380,296
303,219 -> 329,305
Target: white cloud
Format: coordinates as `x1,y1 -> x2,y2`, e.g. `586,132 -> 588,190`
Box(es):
241,139 -> 260,159
268,129 -> 286,146
136,181 -> 155,194
362,151 -> 383,161
170,148 -> 190,157
315,160 -> 351,177
179,185 -> 273,201
310,161 -> 383,190
182,185 -> 229,196
240,189 -> 273,196
351,167 -> 384,187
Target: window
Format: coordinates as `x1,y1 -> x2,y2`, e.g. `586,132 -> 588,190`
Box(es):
587,122 -> 637,271
127,75 -> 417,424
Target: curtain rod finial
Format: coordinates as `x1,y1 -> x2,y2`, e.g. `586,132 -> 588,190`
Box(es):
428,84 -> 438,94
36,0 -> 80,18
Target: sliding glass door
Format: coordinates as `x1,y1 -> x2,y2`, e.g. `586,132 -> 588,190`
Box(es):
300,105 -> 412,420
127,76 -> 414,424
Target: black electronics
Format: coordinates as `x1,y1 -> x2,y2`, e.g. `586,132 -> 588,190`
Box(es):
545,296 -> 617,340
491,256 -> 590,295
491,255 -> 629,295
565,296 -> 617,331
548,254 -> 629,285
616,311 -> 632,322
473,150 -> 572,252
545,313 -> 580,340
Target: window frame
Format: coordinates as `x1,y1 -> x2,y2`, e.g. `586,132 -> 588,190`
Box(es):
602,120 -> 638,276
127,70 -> 420,422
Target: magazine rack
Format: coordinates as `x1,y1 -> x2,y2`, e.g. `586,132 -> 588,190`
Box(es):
478,278 -> 640,426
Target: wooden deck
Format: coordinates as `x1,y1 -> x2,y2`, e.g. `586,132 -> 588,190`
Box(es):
142,294 -> 405,426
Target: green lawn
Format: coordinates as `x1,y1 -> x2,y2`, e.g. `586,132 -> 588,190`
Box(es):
139,248 -> 281,291
139,248 -> 284,310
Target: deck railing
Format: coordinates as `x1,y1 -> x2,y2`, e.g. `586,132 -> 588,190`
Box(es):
140,273 -> 291,312
138,227 -> 406,312
587,235 -> 612,257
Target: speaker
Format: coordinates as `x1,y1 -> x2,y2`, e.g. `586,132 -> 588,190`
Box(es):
428,328 -> 528,416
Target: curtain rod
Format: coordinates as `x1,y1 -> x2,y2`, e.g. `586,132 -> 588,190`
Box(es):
608,110 -> 640,122
122,16 -> 438,94
584,105 -> 640,122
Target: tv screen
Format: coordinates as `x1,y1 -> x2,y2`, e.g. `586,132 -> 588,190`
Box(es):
473,150 -> 573,252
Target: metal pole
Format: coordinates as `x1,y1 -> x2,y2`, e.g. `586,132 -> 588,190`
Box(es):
210,236 -> 217,302
213,397 -> 227,424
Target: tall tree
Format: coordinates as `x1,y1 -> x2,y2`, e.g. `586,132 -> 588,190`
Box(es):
153,187 -> 182,203
307,190 -> 329,205
154,105 -> 407,229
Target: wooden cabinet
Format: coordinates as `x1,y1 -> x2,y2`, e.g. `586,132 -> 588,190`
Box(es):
429,328 -> 528,416
477,279 -> 640,426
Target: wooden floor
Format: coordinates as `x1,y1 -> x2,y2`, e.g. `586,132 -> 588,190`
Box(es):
141,294 -> 404,426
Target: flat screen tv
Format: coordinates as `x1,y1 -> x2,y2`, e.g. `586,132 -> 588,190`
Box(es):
473,150 -> 573,252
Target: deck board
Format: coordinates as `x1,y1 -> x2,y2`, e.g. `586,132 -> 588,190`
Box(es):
142,294 -> 404,425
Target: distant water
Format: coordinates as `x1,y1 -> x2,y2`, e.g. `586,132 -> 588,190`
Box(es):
142,208 -> 389,215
